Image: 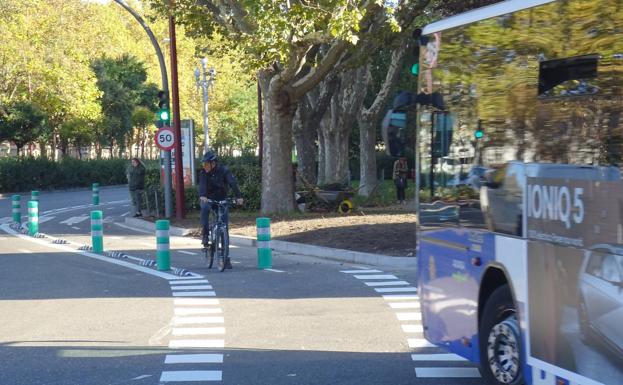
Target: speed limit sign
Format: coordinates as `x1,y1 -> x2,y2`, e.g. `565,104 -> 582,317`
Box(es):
155,126 -> 175,151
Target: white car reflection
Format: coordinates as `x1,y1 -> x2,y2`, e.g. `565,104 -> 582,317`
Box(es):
578,245 -> 623,359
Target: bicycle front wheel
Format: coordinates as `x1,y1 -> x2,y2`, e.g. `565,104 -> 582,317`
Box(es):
216,228 -> 228,272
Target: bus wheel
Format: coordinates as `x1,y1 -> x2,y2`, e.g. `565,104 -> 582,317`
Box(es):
479,285 -> 523,385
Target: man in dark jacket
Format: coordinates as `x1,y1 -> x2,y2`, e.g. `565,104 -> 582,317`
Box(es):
128,157 -> 146,217
199,150 -> 243,267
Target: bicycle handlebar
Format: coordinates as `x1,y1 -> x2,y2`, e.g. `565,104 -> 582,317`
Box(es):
206,198 -> 237,206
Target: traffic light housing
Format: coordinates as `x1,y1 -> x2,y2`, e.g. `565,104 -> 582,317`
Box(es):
474,120 -> 484,139
156,90 -> 170,128
407,29 -> 422,76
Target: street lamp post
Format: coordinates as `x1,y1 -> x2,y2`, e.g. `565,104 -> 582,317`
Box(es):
194,58 -> 216,154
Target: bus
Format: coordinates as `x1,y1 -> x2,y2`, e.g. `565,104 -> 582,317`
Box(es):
414,1 -> 623,384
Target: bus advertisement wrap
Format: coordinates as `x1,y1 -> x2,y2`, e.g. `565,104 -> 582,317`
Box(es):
527,177 -> 623,384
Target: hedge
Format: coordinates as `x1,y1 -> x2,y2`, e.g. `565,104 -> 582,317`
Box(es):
0,157 -> 128,193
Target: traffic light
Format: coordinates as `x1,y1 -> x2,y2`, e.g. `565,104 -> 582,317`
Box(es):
474,119 -> 484,139
407,29 -> 422,76
156,90 -> 170,128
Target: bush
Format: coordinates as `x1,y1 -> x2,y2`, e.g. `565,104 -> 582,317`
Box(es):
0,157 -> 128,192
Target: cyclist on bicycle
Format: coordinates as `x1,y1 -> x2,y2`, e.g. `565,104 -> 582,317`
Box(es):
199,150 -> 243,268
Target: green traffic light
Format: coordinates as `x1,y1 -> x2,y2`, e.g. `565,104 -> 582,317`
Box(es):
159,109 -> 169,121
411,63 -> 419,76
474,130 -> 484,139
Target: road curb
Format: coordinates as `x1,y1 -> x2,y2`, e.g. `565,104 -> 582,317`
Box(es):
123,218 -> 415,268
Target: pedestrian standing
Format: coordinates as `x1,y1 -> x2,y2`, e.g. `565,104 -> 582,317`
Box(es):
128,157 -> 146,217
393,156 -> 408,205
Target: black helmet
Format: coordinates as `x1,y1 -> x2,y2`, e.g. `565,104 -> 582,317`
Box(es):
202,150 -> 217,163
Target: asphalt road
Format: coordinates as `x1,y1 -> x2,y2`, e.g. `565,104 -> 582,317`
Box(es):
0,186 -> 484,384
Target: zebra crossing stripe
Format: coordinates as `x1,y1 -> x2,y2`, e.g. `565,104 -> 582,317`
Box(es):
169,279 -> 209,285
173,316 -> 224,325
415,368 -> 481,377
389,301 -> 420,309
408,338 -> 436,348
169,339 -> 225,348
365,280 -> 410,287
396,312 -> 422,321
172,327 -> 225,335
411,353 -> 468,362
175,308 -> 222,315
172,291 -> 216,297
165,354 -> 223,364
402,324 -> 424,333
383,294 -> 419,301
171,285 -> 213,290
354,274 -> 398,280
174,298 -> 219,306
340,269 -> 382,274
159,371 -> 222,382
375,287 -> 418,293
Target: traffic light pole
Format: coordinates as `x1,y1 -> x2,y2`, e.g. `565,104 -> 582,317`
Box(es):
169,0 -> 185,220
113,0 -> 172,218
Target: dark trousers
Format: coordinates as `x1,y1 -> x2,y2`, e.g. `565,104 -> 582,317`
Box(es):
395,177 -> 406,201
130,189 -> 144,214
200,201 -> 228,237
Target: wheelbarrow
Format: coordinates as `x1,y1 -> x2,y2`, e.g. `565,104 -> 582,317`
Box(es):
295,189 -> 355,213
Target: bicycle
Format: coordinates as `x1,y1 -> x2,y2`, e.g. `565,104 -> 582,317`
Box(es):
202,198 -> 234,272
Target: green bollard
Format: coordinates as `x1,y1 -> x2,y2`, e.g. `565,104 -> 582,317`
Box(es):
92,183 -> 100,205
256,217 -> 272,269
31,190 -> 39,202
12,195 -> 21,224
28,200 -> 38,236
91,210 -> 104,254
155,220 -> 170,271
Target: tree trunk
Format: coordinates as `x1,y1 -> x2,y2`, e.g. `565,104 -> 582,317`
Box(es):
38,141 -> 48,159
358,118 -> 378,196
319,68 -> 368,186
317,125 -> 326,185
260,71 -> 298,213
292,103 -> 317,187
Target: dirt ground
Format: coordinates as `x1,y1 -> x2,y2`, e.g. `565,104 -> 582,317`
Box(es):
174,203 -> 417,257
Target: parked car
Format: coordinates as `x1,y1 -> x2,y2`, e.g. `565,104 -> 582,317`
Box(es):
578,244 -> 623,359
446,166 -> 489,191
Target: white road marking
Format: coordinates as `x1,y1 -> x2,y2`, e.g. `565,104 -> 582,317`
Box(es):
171,285 -> 213,291
173,316 -> 224,325
169,279 -> 209,285
172,291 -> 216,297
340,269 -> 382,274
168,339 -> 224,348
113,222 -> 151,234
408,338 -> 436,348
411,353 -> 468,362
415,368 -> 481,377
375,287 -> 418,293
121,211 -> 131,217
396,312 -> 422,321
365,280 -> 410,287
131,374 -> 152,380
71,226 -> 80,230
389,302 -> 420,309
383,294 -> 419,301
354,274 -> 398,280
165,354 -> 223,364
60,215 -> 88,226
172,327 -> 225,335
109,236 -> 123,240
38,216 -> 56,224
18,249 -> 33,254
402,324 -> 424,333
159,371 -> 222,382
178,250 -> 197,255
174,298 -> 219,306
175,308 -> 222,315
264,268 -> 284,273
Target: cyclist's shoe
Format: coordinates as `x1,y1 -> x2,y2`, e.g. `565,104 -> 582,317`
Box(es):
225,257 -> 233,269
201,229 -> 210,248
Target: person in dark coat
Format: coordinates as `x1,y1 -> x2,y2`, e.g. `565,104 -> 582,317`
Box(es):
128,157 -> 146,217
199,150 -> 243,267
